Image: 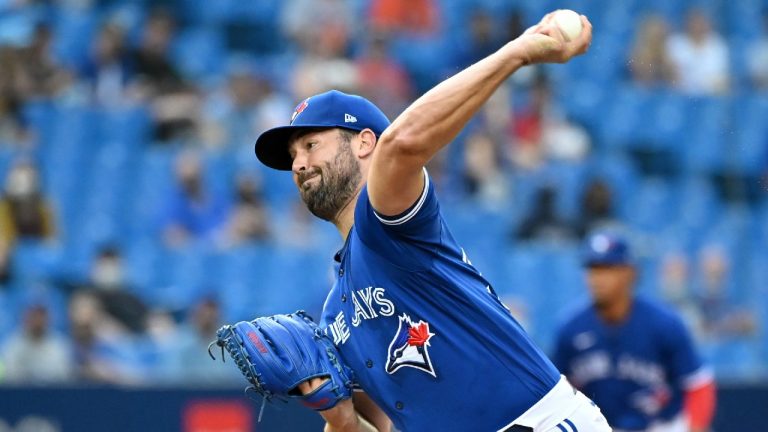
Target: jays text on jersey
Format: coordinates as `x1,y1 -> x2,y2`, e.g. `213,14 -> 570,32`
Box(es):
553,297 -> 711,431
320,170 -> 561,432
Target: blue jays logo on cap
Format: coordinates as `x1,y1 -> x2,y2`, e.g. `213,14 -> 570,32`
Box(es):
386,314 -> 436,377
290,99 -> 309,125
583,232 -> 632,267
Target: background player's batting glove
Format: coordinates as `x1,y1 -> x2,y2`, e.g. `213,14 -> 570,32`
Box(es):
209,311 -> 355,418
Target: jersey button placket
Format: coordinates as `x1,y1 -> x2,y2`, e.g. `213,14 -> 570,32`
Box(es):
395,401 -> 404,410
366,359 -> 373,368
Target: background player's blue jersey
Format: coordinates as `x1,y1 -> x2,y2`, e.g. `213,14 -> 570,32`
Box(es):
553,297 -> 708,431
319,172 -> 560,432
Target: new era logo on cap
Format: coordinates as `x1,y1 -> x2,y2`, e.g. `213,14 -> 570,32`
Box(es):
344,113 -> 357,123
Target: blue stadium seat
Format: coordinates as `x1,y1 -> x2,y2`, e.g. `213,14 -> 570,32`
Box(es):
154,244 -> 217,310
675,176 -> 723,237
125,238 -> 165,300
622,178 -> 676,230
731,94 -> 768,175
171,27 -> 226,81
555,77 -> 609,134
10,241 -> 63,284
703,340 -> 764,380
681,97 -> 729,173
723,0 -> 764,40
642,92 -> 687,151
51,7 -> 100,70
391,36 -> 456,93
598,85 -> 654,149
126,148 -> 178,238
0,289 -> 13,342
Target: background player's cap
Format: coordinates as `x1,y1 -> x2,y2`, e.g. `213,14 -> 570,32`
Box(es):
254,90 -> 391,170
582,232 -> 632,267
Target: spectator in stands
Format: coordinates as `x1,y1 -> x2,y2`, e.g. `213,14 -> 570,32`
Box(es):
0,47 -> 30,147
83,21 -> 132,105
162,153 -> 229,247
0,160 -> 52,285
747,9 -> 768,89
82,245 -> 148,334
509,74 -> 549,169
290,7 -> 357,99
514,185 -> 576,242
1,302 -> 72,383
575,179 -> 621,238
694,245 -> 757,339
130,9 -> 199,142
16,23 -> 71,99
659,252 -> 704,338
200,60 -> 292,150
667,9 -> 730,95
508,74 -> 589,169
200,61 -> 261,149
69,291 -> 137,384
222,174 -> 270,246
165,296 -> 239,385
130,10 -> 183,96
281,0 -> 353,49
0,159 -> 57,245
462,130 -> 507,205
355,33 -> 414,118
629,15 -> 676,86
368,0 -> 439,35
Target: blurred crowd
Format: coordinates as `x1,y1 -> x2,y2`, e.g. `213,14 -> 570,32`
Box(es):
0,0 -> 766,386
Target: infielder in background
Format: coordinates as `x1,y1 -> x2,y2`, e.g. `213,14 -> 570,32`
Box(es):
252,11 -> 607,432
553,233 -> 717,432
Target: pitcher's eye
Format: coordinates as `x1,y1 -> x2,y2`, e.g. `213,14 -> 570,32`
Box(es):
307,141 -> 318,150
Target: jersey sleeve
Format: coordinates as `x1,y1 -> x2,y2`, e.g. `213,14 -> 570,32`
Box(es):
662,313 -> 710,390
353,168 -> 442,270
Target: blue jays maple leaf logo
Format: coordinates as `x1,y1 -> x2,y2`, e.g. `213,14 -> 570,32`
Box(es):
385,314 -> 436,377
290,99 -> 309,124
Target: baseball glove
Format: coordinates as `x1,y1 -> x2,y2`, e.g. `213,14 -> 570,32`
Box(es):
209,311 -> 355,416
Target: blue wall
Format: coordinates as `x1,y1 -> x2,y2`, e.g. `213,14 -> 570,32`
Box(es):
0,385 -> 766,431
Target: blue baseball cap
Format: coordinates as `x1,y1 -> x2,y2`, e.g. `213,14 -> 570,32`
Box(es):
583,232 -> 633,267
254,90 -> 391,171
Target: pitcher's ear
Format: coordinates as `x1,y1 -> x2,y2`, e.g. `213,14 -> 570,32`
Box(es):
357,128 -> 377,158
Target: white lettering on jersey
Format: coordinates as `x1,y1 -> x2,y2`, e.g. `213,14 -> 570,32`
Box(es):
351,287 -> 397,327
574,332 -> 596,350
328,311 -> 350,345
374,287 -> 395,317
351,290 -> 371,327
571,351 -> 612,386
570,349 -> 667,389
358,287 -> 379,320
617,355 -> 665,387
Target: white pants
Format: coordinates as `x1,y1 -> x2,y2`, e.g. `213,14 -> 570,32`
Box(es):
498,375 -> 613,432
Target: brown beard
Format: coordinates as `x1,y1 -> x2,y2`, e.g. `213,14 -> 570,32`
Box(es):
298,137 -> 361,222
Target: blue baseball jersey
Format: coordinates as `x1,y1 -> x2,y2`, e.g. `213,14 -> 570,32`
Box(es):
319,172 -> 560,432
553,297 -> 709,431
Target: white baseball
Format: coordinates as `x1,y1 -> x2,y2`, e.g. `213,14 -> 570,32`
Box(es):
552,9 -> 583,42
